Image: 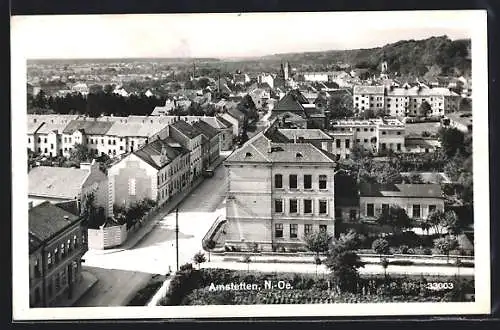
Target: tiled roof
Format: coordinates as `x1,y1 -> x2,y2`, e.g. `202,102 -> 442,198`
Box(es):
273,92 -> 306,113
278,129 -> 333,140
226,108 -> 246,121
29,166 -> 90,199
353,85 -> 385,94
359,183 -> 443,198
192,120 -> 219,139
404,137 -> 441,148
63,120 -> 114,135
106,121 -> 168,137
134,139 -> 188,170
225,128 -> 336,164
29,201 -> 81,242
170,120 -> 203,139
27,121 -> 45,135
28,114 -> 81,134
215,116 -> 233,128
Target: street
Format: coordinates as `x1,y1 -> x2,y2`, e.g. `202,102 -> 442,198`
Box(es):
75,161 -> 229,306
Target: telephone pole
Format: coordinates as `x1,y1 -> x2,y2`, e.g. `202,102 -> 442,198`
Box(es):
175,208 -> 179,271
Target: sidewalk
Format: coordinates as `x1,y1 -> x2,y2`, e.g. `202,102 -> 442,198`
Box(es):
210,253 -> 474,267
86,153 -> 228,256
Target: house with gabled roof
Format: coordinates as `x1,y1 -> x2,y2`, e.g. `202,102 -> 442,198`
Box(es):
223,125 -> 337,252
28,160 -> 108,217
107,138 -> 190,213
359,183 -> 444,221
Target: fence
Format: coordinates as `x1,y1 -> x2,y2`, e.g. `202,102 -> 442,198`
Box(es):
87,223 -> 128,250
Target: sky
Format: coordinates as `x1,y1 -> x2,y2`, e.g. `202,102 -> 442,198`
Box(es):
11,10 -> 478,59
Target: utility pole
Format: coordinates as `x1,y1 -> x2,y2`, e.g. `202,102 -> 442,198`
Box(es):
175,207 -> 179,271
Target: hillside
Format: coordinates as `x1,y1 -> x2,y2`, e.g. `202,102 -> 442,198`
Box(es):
261,36 -> 471,78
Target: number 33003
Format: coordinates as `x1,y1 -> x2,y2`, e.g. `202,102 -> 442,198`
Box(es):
426,282 -> 454,290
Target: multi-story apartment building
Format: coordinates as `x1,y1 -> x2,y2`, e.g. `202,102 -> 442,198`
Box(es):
27,115 -> 81,157
107,138 -> 190,214
359,183 -> 445,220
353,85 -> 461,116
224,126 -> 337,252
29,202 -> 87,307
169,120 -> 203,183
329,118 -> 405,155
353,85 -> 386,113
192,120 -> 221,170
61,120 -> 114,157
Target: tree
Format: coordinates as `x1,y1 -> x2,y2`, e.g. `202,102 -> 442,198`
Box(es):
377,206 -> 412,234
459,98 -> 472,112
381,257 -> 390,278
205,239 -> 216,262
243,255 -> 251,272
304,230 -> 332,257
69,143 -> 92,164
314,255 -> 322,277
419,100 -> 432,117
193,251 -> 206,270
326,94 -> 354,119
324,230 -> 365,293
438,127 -> 465,158
371,238 -> 390,261
434,235 -> 459,263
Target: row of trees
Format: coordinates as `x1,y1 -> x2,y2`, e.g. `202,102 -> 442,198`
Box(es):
28,90 -> 166,117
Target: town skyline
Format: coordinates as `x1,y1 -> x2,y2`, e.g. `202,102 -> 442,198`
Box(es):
13,11 -> 473,59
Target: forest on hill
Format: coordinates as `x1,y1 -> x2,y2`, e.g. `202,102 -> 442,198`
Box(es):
260,36 -> 471,78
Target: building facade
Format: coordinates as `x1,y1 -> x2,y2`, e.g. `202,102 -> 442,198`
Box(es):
224,127 -> 337,251
29,202 -> 88,307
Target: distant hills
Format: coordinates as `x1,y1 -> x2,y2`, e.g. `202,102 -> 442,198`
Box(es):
28,36 -> 471,79
261,35 -> 471,78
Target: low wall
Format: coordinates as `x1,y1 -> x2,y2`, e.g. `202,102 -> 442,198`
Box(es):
147,277 -> 172,307
88,224 -> 128,250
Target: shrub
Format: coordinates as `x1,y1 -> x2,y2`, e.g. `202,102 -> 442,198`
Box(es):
398,245 -> 411,254
390,260 -> 415,266
423,248 -> 432,255
179,263 -> 193,271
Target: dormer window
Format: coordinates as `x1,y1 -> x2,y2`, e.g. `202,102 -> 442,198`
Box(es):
245,152 -> 252,158
296,152 -> 303,158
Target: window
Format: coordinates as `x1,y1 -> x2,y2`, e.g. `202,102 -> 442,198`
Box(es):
364,128 -> 368,132
382,131 -> 387,135
370,128 -> 374,132
67,239 -> 71,253
397,143 -> 401,151
345,139 -> 350,149
28,137 -> 31,143
428,205 -> 437,214
381,143 -> 387,150
39,137 -> 42,143
129,178 -> 136,195
61,243 -> 65,258
397,131 -> 401,135
367,203 -> 374,217
304,175 -> 312,189
319,225 -> 327,232
356,139 -> 360,143
356,128 -> 360,132
319,200 -> 327,214
34,259 -> 41,277
44,148 -> 47,153
349,209 -> 357,220
275,174 -> 283,188
275,199 -> 283,213
290,224 -> 298,238
73,234 -> 78,248
319,175 -> 327,190
364,139 -> 368,143
289,174 -> 298,189
304,224 -> 312,236
413,204 -> 421,218
44,138 -> 47,143
336,139 -> 341,148
382,204 -> 389,213
275,224 -> 283,238
289,199 -> 298,213
304,199 -> 312,214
